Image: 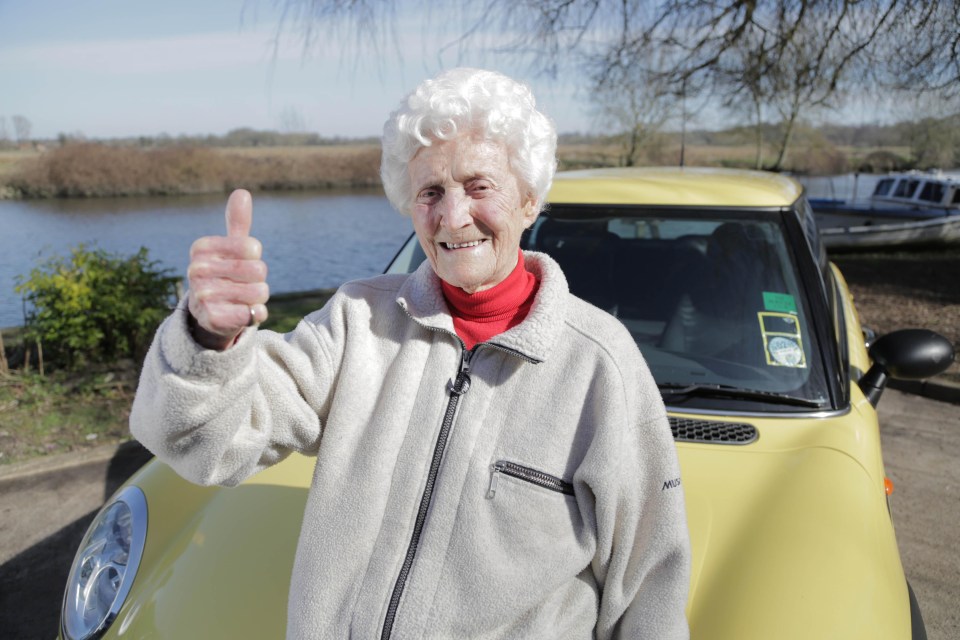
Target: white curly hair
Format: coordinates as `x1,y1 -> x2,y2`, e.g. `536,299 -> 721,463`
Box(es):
380,67 -> 558,215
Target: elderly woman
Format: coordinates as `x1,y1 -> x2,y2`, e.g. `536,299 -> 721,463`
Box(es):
131,68 -> 690,639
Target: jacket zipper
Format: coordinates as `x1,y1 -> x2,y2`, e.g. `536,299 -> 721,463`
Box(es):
380,345 -> 473,640
486,460 -> 575,499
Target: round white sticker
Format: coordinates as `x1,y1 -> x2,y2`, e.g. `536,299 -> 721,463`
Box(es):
768,336 -> 804,367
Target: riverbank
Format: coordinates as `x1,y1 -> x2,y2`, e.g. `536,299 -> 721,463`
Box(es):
0,140 -> 914,200
0,145 -> 383,198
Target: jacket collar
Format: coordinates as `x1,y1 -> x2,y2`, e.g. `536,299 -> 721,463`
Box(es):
396,251 -> 569,363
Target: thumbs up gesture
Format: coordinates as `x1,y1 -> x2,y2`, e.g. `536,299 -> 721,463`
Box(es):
186,189 -> 269,350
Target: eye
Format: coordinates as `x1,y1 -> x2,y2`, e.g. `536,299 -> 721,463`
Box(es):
467,180 -> 493,196
416,186 -> 443,204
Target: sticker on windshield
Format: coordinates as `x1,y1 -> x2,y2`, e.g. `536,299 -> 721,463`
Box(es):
758,312 -> 806,368
762,291 -> 797,314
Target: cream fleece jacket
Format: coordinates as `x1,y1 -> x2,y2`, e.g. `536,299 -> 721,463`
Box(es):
130,251 -> 691,639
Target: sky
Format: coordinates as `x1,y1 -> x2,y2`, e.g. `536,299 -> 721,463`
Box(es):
0,0 -> 596,141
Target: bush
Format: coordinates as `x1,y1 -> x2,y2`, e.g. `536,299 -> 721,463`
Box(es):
14,245 -> 179,369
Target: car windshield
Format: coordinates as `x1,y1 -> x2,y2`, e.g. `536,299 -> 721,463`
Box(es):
386,208 -> 831,410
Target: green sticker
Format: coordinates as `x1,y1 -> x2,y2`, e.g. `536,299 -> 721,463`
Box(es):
763,292 -> 797,314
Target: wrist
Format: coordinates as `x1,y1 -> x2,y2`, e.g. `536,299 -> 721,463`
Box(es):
186,311 -> 239,351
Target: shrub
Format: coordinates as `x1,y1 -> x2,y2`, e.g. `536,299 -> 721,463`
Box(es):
15,245 -> 179,369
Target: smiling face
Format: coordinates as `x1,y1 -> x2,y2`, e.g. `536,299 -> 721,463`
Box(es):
408,137 -> 538,294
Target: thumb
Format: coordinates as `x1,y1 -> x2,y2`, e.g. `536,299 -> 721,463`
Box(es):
225,189 -> 253,238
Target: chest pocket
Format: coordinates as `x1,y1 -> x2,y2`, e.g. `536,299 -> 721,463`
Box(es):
487,460 -> 575,499
483,458 -> 582,549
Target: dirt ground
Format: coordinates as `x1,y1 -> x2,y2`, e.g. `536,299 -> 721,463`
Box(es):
831,248 -> 960,384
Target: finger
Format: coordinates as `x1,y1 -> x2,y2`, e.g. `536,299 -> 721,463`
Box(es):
250,302 -> 269,325
188,299 -> 251,338
188,291 -> 269,338
191,236 -> 262,261
191,281 -> 270,308
194,302 -> 269,334
188,258 -> 268,284
225,189 -> 253,238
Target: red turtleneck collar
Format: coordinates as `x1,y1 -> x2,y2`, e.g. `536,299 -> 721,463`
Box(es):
440,250 -> 540,350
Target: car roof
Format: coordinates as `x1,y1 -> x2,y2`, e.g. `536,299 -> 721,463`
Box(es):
547,167 -> 804,208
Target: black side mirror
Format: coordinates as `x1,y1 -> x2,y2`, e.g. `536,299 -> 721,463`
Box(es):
858,329 -> 955,407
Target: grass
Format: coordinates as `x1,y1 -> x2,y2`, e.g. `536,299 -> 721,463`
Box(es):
0,290 -> 336,467
0,366 -> 136,466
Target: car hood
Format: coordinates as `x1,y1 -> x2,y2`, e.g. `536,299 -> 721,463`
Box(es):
94,410 -> 911,639
677,411 -> 911,639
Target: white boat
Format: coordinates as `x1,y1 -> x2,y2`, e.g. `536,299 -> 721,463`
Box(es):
810,170 -> 960,229
819,215 -> 960,251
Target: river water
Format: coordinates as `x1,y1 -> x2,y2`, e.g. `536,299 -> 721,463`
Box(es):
0,190 -> 414,329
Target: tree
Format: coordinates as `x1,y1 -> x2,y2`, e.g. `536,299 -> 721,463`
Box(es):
881,1 -> 960,96
278,105 -> 309,133
589,48 -> 678,166
0,116 -> 8,148
906,114 -> 960,169
12,115 -> 32,145
717,30 -> 774,169
272,1 -> 960,163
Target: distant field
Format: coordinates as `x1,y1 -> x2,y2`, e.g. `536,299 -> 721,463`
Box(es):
0,144 -> 383,198
215,145 -> 380,158
0,150 -> 39,180
0,141 -> 921,200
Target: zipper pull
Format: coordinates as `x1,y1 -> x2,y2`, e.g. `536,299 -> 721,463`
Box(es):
486,464 -> 501,499
449,347 -> 473,396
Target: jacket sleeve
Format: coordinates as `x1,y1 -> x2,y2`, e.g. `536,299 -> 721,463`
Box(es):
129,296 -> 342,487
590,346 -> 692,640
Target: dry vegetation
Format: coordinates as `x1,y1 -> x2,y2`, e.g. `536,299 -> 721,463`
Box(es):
0,133 -> 922,200
3,143 -> 382,198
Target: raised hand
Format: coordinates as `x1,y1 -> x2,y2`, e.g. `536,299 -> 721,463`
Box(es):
186,189 -> 269,350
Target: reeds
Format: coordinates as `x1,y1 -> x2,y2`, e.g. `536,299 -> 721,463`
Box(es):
6,143 -> 383,198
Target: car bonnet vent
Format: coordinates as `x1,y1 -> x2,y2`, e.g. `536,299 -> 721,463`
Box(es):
669,416 -> 758,445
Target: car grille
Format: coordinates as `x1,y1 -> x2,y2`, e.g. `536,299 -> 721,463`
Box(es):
668,416 -> 759,445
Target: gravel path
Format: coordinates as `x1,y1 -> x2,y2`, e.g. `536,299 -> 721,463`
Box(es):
832,248 -> 960,383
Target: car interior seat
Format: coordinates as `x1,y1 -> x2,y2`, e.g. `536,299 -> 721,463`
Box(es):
659,222 -> 782,368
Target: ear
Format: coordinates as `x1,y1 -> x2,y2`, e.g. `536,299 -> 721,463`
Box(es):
520,196 -> 540,229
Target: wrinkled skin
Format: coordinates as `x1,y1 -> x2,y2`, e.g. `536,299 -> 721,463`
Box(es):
187,189 -> 270,350
408,137 -> 538,294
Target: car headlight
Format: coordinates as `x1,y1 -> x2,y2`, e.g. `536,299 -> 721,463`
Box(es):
61,485 -> 147,640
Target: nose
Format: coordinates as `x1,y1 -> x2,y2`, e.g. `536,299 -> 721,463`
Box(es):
438,190 -> 472,231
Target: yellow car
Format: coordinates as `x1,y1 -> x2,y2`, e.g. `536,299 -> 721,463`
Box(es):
60,168 -> 954,639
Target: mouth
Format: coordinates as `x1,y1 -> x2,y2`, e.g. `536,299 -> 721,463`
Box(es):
440,239 -> 486,250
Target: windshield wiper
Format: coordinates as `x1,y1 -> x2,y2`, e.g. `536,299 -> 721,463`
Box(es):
658,382 -> 826,408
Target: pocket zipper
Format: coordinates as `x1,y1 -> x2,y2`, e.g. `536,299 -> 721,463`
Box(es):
487,460 -> 575,499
